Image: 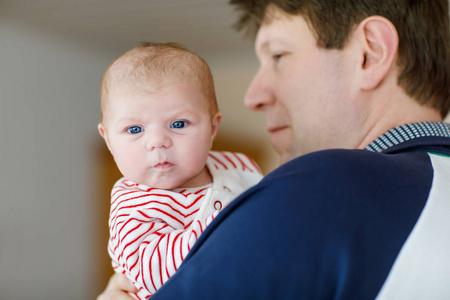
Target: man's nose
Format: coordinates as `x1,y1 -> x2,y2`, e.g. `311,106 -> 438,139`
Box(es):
244,68 -> 275,111
145,129 -> 172,150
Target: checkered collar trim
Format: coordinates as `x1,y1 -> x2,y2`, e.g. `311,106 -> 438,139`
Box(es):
365,122 -> 450,153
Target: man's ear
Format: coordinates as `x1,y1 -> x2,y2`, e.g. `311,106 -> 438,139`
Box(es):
98,123 -> 112,152
354,16 -> 399,91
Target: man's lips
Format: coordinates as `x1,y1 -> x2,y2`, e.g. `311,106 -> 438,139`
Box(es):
267,125 -> 288,134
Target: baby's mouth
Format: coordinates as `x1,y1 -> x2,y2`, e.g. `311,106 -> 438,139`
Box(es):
154,162 -> 174,170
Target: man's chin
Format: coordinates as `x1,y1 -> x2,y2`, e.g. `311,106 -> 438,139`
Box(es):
277,146 -> 307,165
278,152 -> 294,165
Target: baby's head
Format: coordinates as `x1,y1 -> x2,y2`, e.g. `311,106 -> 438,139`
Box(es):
100,42 -> 219,123
98,43 -> 222,189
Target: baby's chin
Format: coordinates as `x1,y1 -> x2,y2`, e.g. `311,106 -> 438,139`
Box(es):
137,167 -> 211,190
144,181 -> 179,190
142,178 -> 186,190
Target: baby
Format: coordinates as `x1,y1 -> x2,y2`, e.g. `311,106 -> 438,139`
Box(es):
98,42 -> 263,299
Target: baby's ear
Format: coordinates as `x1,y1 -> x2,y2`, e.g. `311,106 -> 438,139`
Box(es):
210,112 -> 222,147
98,123 -> 112,152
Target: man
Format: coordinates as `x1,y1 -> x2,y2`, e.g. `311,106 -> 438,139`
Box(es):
99,0 -> 450,299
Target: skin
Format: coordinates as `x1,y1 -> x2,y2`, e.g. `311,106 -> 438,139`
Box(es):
98,5 -> 442,299
98,81 -> 221,190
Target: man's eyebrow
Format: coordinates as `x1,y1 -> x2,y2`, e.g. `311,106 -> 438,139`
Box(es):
257,36 -> 289,52
256,40 -> 271,54
259,40 -> 270,49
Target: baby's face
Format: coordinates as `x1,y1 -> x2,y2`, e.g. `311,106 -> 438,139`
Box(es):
99,82 -> 220,189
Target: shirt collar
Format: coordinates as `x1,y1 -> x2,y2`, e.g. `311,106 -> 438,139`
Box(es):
365,122 -> 450,153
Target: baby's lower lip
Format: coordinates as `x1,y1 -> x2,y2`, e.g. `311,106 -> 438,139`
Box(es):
154,162 -> 174,169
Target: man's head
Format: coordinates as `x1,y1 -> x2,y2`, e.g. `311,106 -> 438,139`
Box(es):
98,43 -> 221,189
231,0 -> 450,163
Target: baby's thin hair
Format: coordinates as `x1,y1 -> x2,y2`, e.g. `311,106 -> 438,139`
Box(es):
100,42 -> 218,122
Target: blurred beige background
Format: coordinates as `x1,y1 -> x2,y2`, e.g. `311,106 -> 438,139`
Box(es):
0,1 -> 278,299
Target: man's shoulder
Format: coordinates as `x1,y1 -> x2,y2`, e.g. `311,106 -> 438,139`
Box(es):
267,148 -> 430,178
258,148 -> 433,201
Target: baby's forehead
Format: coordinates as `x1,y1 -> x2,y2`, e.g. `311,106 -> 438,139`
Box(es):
107,80 -> 210,107
102,84 -> 214,125
107,60 -> 206,92
109,76 -> 203,96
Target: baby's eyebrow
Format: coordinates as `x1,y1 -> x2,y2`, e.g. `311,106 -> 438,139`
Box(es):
166,109 -> 199,118
116,116 -> 144,125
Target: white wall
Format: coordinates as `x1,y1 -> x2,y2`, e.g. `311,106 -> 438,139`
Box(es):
0,17 -> 119,299
0,16 -> 276,300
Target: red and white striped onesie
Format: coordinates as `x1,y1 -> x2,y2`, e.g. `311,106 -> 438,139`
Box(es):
108,151 -> 263,299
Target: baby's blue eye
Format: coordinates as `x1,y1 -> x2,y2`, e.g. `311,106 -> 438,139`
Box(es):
127,126 -> 143,134
171,121 -> 188,129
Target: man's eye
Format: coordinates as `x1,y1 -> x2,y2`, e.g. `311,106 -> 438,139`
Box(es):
127,126 -> 143,134
171,121 -> 188,129
272,53 -> 284,62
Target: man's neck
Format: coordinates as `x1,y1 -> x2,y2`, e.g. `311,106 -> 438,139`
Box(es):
356,90 -> 442,149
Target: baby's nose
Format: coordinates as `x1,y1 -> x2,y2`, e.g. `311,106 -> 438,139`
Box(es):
145,130 -> 172,150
